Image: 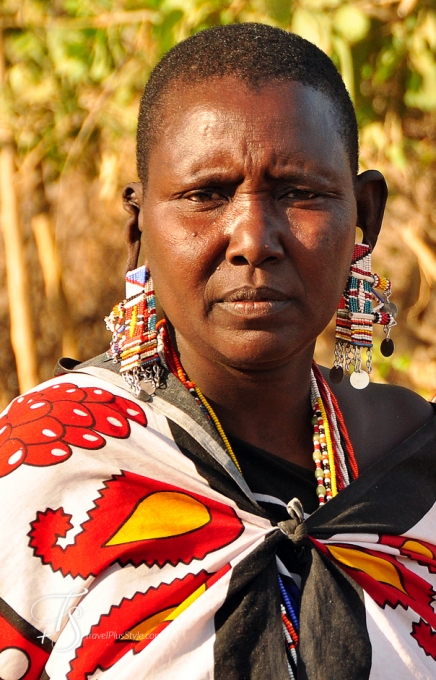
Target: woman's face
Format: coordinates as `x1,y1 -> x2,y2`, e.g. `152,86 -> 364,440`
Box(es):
141,77 -> 357,371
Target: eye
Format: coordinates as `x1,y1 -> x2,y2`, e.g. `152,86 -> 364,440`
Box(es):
184,189 -> 227,203
281,188 -> 319,201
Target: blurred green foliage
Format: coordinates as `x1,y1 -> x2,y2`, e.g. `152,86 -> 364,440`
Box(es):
1,0 -> 436,179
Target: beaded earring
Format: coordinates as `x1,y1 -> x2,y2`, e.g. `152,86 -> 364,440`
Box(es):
330,243 -> 397,389
105,265 -> 165,396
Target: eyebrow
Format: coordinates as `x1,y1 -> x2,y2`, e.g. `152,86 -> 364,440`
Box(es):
181,165 -> 342,188
179,168 -> 244,186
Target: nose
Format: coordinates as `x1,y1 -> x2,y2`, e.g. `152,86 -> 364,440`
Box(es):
225,194 -> 286,267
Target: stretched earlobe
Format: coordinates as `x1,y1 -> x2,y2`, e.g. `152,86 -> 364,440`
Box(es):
123,182 -> 143,273
355,170 -> 388,251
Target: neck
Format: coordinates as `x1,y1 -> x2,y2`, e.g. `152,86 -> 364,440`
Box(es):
174,333 -> 316,470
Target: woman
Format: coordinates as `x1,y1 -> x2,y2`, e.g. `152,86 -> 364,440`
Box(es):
0,24 -> 435,680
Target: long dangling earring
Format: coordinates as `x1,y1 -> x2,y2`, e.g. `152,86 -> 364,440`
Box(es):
330,243 -> 397,389
105,265 -> 165,396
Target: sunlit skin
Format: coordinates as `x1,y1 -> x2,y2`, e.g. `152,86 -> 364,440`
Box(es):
128,76 -> 433,471
143,80 -> 356,369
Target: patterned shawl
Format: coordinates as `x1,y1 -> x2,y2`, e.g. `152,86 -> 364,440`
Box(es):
1,357 -> 436,680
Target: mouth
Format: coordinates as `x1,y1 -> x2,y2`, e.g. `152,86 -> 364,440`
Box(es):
214,287 -> 291,318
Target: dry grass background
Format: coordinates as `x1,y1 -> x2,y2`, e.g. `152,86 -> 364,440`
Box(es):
0,0 -> 435,406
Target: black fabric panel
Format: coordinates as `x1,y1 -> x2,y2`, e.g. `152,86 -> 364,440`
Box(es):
54,356 -> 81,375
297,548 -> 371,680
226,435 -> 322,576
156,372 -> 230,448
307,416 -> 436,538
228,434 -> 319,517
168,421 -> 267,517
214,532 -> 289,680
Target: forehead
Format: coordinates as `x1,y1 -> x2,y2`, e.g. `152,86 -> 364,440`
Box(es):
146,77 -> 350,186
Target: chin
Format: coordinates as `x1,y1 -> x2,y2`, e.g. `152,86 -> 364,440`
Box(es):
210,328 -> 313,371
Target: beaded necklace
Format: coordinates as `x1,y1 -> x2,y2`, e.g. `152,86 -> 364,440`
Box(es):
159,320 -> 357,497
157,319 -> 358,679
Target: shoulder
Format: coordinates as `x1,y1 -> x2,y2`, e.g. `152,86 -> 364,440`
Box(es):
320,367 -> 435,472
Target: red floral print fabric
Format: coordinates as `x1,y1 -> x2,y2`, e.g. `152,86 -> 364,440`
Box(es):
0,382 -> 146,477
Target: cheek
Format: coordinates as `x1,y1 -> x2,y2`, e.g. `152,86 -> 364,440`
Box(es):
143,226 -> 214,324
290,218 -> 355,319
291,209 -> 355,268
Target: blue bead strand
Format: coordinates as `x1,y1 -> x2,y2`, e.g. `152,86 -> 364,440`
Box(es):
278,574 -> 300,633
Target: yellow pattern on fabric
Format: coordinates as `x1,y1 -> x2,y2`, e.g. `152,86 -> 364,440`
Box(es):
327,545 -> 407,594
120,606 -> 176,641
167,583 -> 208,620
401,540 -> 433,559
105,491 -> 211,545
119,584 -> 206,642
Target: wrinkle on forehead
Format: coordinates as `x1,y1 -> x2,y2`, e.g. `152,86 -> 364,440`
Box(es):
159,105 -> 348,189
150,86 -> 350,189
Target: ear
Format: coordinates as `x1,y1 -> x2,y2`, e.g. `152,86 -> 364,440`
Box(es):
355,170 -> 388,250
123,182 -> 143,272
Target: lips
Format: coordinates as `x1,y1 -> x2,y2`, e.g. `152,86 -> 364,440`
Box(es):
220,287 -> 289,303
214,286 -> 291,318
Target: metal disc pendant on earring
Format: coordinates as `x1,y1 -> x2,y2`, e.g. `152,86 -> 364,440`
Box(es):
380,338 -> 395,357
329,366 -> 344,384
350,370 -> 370,390
381,302 -> 398,317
